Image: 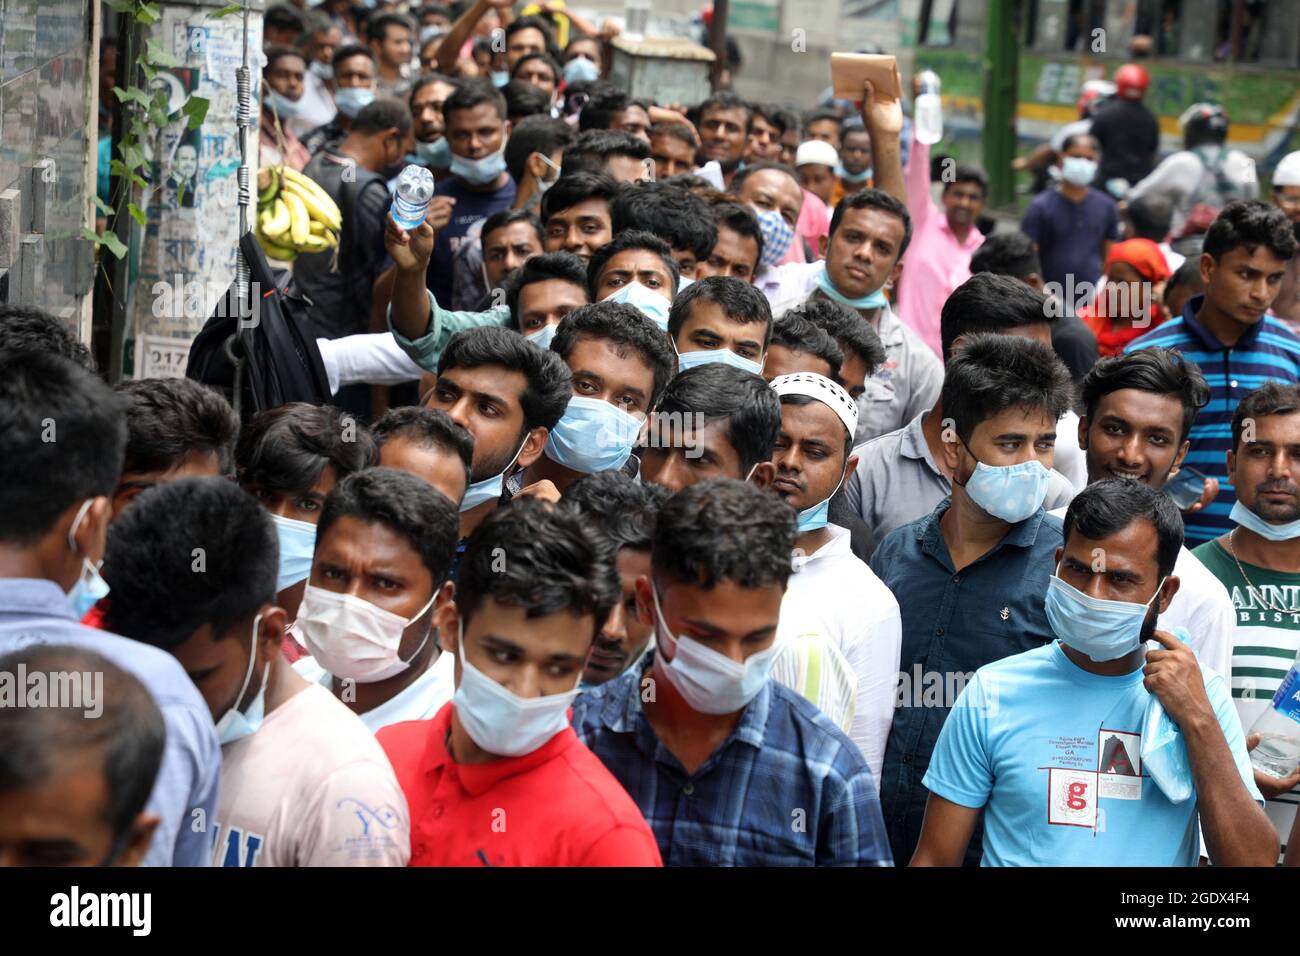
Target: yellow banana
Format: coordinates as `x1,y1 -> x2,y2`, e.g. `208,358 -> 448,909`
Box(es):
282,189 -> 311,246
257,232 -> 297,262
260,197 -> 291,239
308,221 -> 341,248
296,233 -> 333,254
282,166 -> 334,207
282,178 -> 342,233
257,167 -> 280,207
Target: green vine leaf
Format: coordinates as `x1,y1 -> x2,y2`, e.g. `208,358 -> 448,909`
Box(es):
209,3 -> 242,17
137,2 -> 161,25
82,227 -> 128,259
144,38 -> 179,68
113,86 -> 152,107
182,95 -> 210,130
127,203 -> 147,228
93,196 -> 114,216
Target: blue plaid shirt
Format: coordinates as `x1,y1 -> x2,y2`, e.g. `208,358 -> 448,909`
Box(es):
571,655 -> 893,867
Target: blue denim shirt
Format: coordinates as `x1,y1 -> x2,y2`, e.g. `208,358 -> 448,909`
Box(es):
0,579 -> 221,867
868,500 -> 1063,866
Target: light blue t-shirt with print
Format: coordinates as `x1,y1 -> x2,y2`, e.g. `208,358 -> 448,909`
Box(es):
923,641 -> 1261,867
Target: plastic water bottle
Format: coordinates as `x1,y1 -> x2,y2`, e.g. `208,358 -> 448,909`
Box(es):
914,70 -> 944,146
391,164 -> 435,231
1248,648 -> 1300,778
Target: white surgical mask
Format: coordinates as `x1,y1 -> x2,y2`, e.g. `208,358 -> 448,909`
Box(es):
295,585 -> 436,683
452,619 -> 580,757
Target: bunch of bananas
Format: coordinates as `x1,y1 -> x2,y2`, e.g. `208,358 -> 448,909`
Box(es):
255,166 -> 342,261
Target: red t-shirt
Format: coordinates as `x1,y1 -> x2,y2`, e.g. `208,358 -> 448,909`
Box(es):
377,702 -> 662,867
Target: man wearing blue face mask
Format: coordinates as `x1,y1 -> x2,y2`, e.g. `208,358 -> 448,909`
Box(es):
572,479 -> 893,865
508,302 -> 675,496
103,477 -> 412,867
770,372 -> 902,785
588,230 -> 680,333
301,45 -> 379,157
378,498 -> 662,866
0,351 -> 220,868
869,333 -> 1075,867
426,81 -> 517,309
913,480 -> 1274,866
1021,133 -> 1121,292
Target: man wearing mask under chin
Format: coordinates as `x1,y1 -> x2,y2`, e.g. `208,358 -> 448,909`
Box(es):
426,81 -> 517,310
912,480 -> 1274,867
259,47 -> 312,171
377,499 -> 663,867
292,468 -> 461,734
102,477 -> 411,867
406,72 -> 458,172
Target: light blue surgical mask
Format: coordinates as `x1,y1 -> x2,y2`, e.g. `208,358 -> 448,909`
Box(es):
1230,499 -> 1300,541
1060,155 -> 1098,187
65,499 -> 109,618
1045,571 -> 1164,662
214,614 -> 269,746
676,346 -> 764,377
815,266 -> 888,311
309,60 -> 334,81
602,281 -> 671,331
959,454 -> 1052,523
563,56 -> 600,85
460,439 -> 526,512
544,396 -> 643,474
411,135 -> 452,169
794,460 -> 848,533
271,513 -> 317,592
836,163 -> 872,184
525,323 -> 558,349
451,147 -> 507,185
491,70 -> 510,88
264,88 -> 302,119
419,24 -> 446,45
334,85 -> 376,118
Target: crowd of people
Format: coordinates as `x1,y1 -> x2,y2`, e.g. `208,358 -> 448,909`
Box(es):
14,0 -> 1300,868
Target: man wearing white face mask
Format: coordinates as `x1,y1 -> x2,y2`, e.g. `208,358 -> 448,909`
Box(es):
378,499 -> 663,866
292,468 -> 461,733
913,480 -> 1273,866
869,334 -> 1075,867
508,302 -> 674,496
302,45 -> 379,157
572,479 -> 892,865
102,476 -> 410,867
666,276 -> 772,375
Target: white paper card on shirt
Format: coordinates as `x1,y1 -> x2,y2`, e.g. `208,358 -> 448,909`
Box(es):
1047,767 -> 1097,828
1097,728 -> 1143,800
134,334 -> 192,380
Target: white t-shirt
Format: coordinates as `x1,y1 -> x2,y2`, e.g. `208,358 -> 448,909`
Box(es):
1048,505 -> 1234,680
213,682 -> 410,866
1128,147 -> 1259,236
293,650 -> 456,733
1055,410 -> 1087,495
776,524 -> 903,785
316,333 -> 426,396
287,70 -> 337,139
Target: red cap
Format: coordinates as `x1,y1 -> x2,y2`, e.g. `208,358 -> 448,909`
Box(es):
1114,64 -> 1149,100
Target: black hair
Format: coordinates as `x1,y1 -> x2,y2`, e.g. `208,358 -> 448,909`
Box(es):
0,306 -> 95,370
969,230 -> 1042,282
457,496 -> 619,636
540,169 -> 621,222
667,275 -> 773,347
560,129 -> 649,176
770,312 -> 844,380
579,87 -> 648,133
365,11 -> 413,45
115,378 -> 239,478
333,42 -> 375,70
264,44 -> 307,72
370,405 -> 474,489
352,96 -> 413,136
503,114 -> 573,184
560,470 -> 670,553
750,102 -> 789,134
1202,200 -> 1297,263
803,106 -> 842,134
510,51 -> 561,86
1062,479 -> 1183,579
409,71 -> 455,106
551,301 -> 677,406
943,163 -> 989,198
265,4 -> 306,34
1126,194 -> 1174,242
443,78 -> 507,123
800,296 -> 885,377
417,3 -> 451,21
730,159 -> 799,196
317,467 -> 459,586
235,402 -> 378,496
102,477 -> 277,648
480,208 -> 543,252
1231,381 -> 1300,453
829,188 -> 913,259
0,645 -> 164,854
652,479 -> 794,590
939,272 -> 1057,362
437,326 -> 573,432
780,392 -> 854,459
609,182 -> 717,261
0,351 -> 126,544
697,90 -> 753,127
504,14 -> 559,58
1082,348 -> 1210,444
710,202 -> 764,268
941,333 -> 1075,444
653,363 -> 781,475
502,79 -> 552,122
649,121 -> 698,149
586,229 -> 681,298
1061,131 -> 1100,155
503,250 -> 591,322
1166,257 -> 1204,294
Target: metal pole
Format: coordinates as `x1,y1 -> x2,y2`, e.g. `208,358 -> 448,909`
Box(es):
231,0 -> 254,417
106,11 -> 137,384
709,0 -> 730,90
982,0 -> 1019,210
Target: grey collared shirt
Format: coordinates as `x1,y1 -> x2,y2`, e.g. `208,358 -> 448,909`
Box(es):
846,410 -> 1076,553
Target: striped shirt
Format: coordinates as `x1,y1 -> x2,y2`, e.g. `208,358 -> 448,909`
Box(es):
1125,298 -> 1300,544
571,655 -> 893,866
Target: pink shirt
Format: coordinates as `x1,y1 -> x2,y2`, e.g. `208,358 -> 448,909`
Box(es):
781,188 -> 830,265
897,136 -> 984,358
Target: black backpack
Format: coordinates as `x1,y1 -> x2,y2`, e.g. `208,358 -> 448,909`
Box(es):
186,231 -> 331,419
